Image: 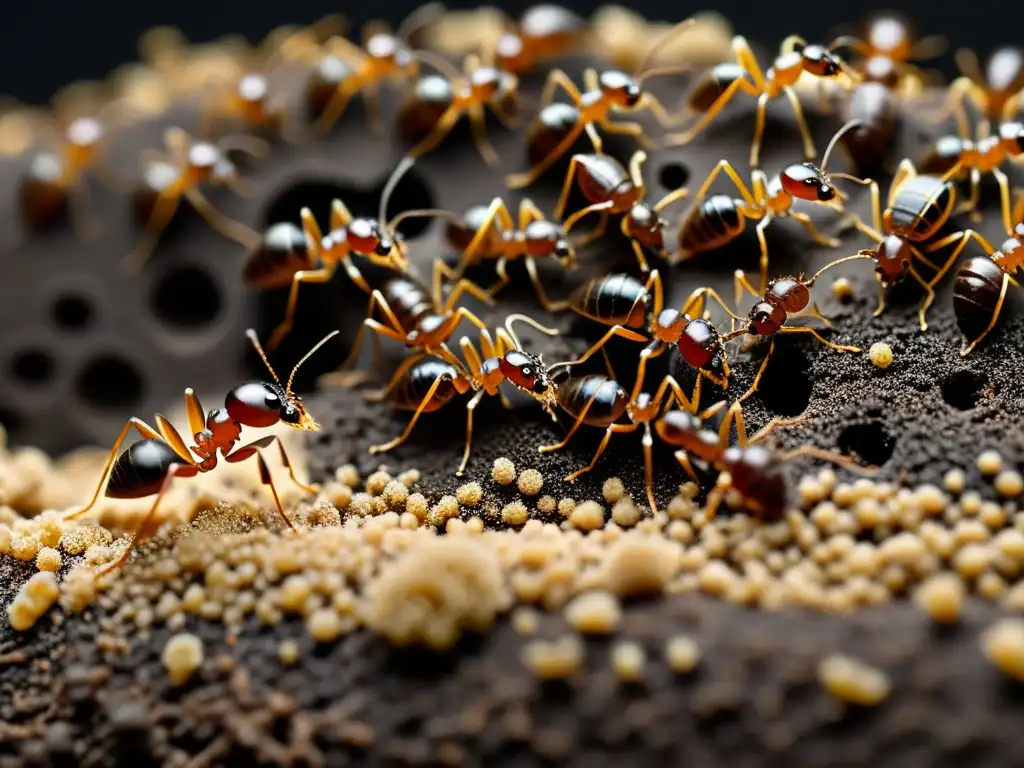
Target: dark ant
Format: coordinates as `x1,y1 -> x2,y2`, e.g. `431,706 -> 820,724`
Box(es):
396,50 -> 520,167
444,197 -> 575,312
556,149 -> 689,274
306,4 -> 446,136
666,120 -> 865,295
953,218 -> 1022,356
126,126 -> 268,271
828,160 -> 993,331
259,156 -> 456,351
925,46 -> 1024,139
718,271 -> 860,403
505,17 -> 698,189
64,329 -> 339,575
665,35 -> 861,168
368,314 -> 558,475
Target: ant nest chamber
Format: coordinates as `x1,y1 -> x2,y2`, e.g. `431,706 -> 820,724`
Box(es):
2,7 -> 1024,767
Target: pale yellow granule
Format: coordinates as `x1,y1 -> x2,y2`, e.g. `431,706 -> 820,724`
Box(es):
564,591 -> 621,634
336,464 -> 360,487
517,469 -> 544,496
35,547 -> 61,572
406,493 -> 428,521
868,342 -> 893,369
603,478 -> 626,503
602,534 -> 679,596
611,499 -> 641,527
981,618 -> 1024,682
502,501 -> 528,526
976,450 -> 1003,476
511,606 -> 539,636
611,641 -> 645,682
914,573 -> 964,624
382,480 -> 409,510
307,609 -> 344,643
7,572 -> 60,631
492,457 -> 516,485
832,277 -> 853,301
522,636 -> 584,679
570,501 -> 604,531
537,496 -> 557,514
995,471 -> 1024,499
557,498 -> 576,517
818,654 -> 890,705
278,640 -> 300,666
665,635 -> 701,673
162,633 -> 204,686
366,471 -> 392,496
456,482 -> 483,507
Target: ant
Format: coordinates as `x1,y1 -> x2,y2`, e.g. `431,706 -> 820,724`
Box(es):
64,329 -> 339,575
260,156 -> 456,351
718,271 -> 860,404
668,120 -> 865,296
665,35 -> 861,168
655,407 -> 873,520
125,126 -> 268,271
590,7 -> 733,74
306,4 -> 446,136
953,217 -> 1022,356
828,160 -> 993,331
368,314 -> 559,476
557,150 -> 689,274
396,50 -> 520,167
505,17 -> 699,190
444,197 -> 575,312
925,46 -> 1024,140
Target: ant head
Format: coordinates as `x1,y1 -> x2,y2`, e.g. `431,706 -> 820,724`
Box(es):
747,301 -> 786,336
864,55 -> 899,87
800,44 -> 843,77
652,308 -> 685,344
781,162 -> 837,203
470,67 -> 517,101
600,70 -> 642,107
367,33 -> 414,70
238,73 -> 269,104
524,219 -> 571,260
66,117 -> 103,150
499,349 -> 558,415
495,32 -> 526,71
625,203 -> 668,245
767,277 -> 810,313
876,235 -> 913,283
677,317 -> 722,373
346,218 -> 393,257
999,121 -> 1024,155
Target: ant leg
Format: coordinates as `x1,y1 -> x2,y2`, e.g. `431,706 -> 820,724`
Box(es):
64,417 -> 165,521
955,168 -> 983,221
431,258 -> 463,308
524,257 -> 571,312
363,82 -> 384,137
554,156 -> 586,221
584,122 -> 604,153
600,119 -> 658,151
691,159 -> 759,212
341,255 -> 373,296
485,257 -> 512,301
733,269 -> 761,308
790,212 -> 841,249
565,422 -> 637,482
664,78 -> 759,147
443,276 -> 498,311
754,215 -> 773,295
737,338 -> 775,404
807,252 -> 876,287
266,266 -> 338,351
872,274 -> 888,318
458,197 -> 516,274
538,392 -> 601,454
653,186 -> 690,213
673,450 -> 701,485
225,436 -> 302,529
991,167 -> 1015,235
777,444 -> 877,474
563,199 -> 612,239
779,325 -> 861,353
370,374 -> 450,454
311,81 -> 360,136
322,290 -> 407,384
704,484 -> 726,521
681,286 -> 741,325
750,92 -> 770,168
782,86 -> 817,162
540,68 -> 583,107
921,77 -> 976,137
573,211 -> 609,250
269,436 -> 321,496
363,353 -> 426,403
406,106 -> 463,160
468,104 -> 500,167
637,90 -> 687,128
960,274 -> 1010,356
641,423 -> 656,515
184,189 -> 261,248
630,240 -> 651,274
564,326 -> 651,369
457,389 -> 486,476
123,192 -> 182,271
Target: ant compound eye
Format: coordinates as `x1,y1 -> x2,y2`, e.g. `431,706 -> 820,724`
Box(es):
817,185 -> 835,201
521,366 -> 533,377
532,380 -> 548,394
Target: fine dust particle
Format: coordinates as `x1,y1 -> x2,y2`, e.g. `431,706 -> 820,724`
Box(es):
492,457 -> 516,485
976,450 -> 1003,476
869,342 -> 893,369
570,501 -> 605,531
7,571 -> 60,631
382,480 -> 409,510
456,482 -> 483,507
517,469 -> 544,496
522,636 -> 584,679
35,547 -> 61,572
914,573 -> 964,624
537,496 -> 557,514
603,534 -> 679,596
611,641 -> 645,682
502,501 -> 529,525
995,471 -> 1024,499
943,469 -> 967,495
406,493 -> 428,521
278,640 -> 300,666
603,477 -> 626,503
611,499 -> 641,527
511,606 -> 539,636
361,537 -> 509,652
832,277 -> 853,301
307,608 -> 344,643
981,618 -> 1024,682
564,590 -> 622,634
817,654 -> 891,706
557,498 -> 576,517
161,633 -> 204,686
665,635 -> 701,673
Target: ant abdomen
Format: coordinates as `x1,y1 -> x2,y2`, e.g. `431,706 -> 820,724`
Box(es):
655,410 -> 721,463
678,194 -> 745,254
570,274 -> 650,329
243,223 -> 311,290
883,174 -> 955,241
394,358 -> 462,411
841,83 -> 895,171
748,301 -> 787,335
766,277 -> 810,312
108,440 -> 192,499
918,135 -> 968,177
397,75 -> 454,138
722,443 -> 788,520
677,317 -> 722,370
525,103 -> 582,166
557,374 -> 629,426
19,153 -> 67,230
953,256 -> 1006,339
133,161 -> 180,225
689,64 -> 749,111
445,204 -> 493,251
305,55 -> 355,121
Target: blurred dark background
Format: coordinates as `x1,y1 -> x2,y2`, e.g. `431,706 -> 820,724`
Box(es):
0,1 -> 1013,104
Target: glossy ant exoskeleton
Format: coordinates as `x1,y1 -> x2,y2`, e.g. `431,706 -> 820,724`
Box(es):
667,120 -> 865,295
444,197 -> 575,312
718,271 -> 861,403
64,329 -> 339,575
953,218 -> 1022,356
665,35 -> 861,168
126,126 -> 268,271
925,45 -> 1024,140
369,314 -> 559,475
827,160 -> 993,331
505,18 -> 698,189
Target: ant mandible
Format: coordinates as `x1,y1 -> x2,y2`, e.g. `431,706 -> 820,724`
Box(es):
665,35 -> 861,168
64,329 -> 339,575
125,126 -> 268,271
505,17 -> 698,190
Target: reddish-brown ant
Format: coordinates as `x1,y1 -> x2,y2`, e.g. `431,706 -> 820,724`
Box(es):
368,314 -> 558,475
125,126 -> 269,271
505,18 -> 698,189
444,197 -> 576,312
925,46 -> 1024,139
953,216 -> 1022,356
667,120 -> 865,295
306,4 -> 446,136
396,51 -> 520,167
718,271 -> 861,403
828,160 -> 993,330
666,35 -> 861,168
64,329 -> 339,575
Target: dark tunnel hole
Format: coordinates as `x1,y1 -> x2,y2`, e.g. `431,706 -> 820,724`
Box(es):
51,293 -> 95,330
261,170 -> 436,242
838,421 -> 895,468
940,369 -> 988,411
659,162 -> 691,190
748,342 -> 812,418
77,355 -> 145,411
151,265 -> 223,330
10,349 -> 55,386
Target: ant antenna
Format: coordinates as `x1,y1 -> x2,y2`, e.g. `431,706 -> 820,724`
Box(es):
635,17 -> 696,77
820,119 -> 866,173
379,155 -> 417,228
397,2 -> 447,42
247,328 -> 282,386
504,313 -> 560,350
410,49 -> 464,82
388,207 -> 465,231
286,330 -> 341,394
